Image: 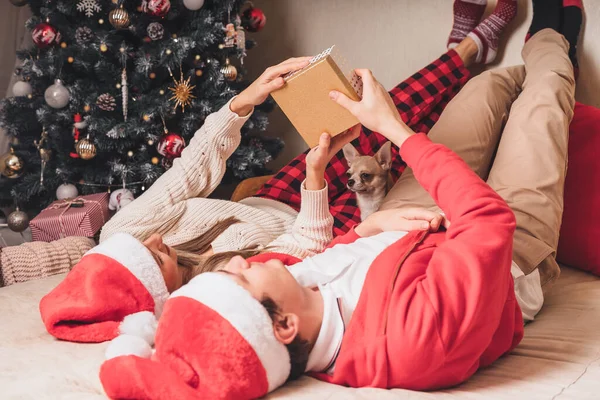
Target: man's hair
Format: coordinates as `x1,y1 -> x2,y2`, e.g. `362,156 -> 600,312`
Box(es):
261,297 -> 312,381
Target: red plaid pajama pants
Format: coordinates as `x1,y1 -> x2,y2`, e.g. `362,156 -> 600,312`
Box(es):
255,50 -> 471,237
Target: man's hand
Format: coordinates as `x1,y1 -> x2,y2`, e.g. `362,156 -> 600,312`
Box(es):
230,57 -> 311,116
355,208 -> 450,237
304,125 -> 361,190
329,69 -> 415,147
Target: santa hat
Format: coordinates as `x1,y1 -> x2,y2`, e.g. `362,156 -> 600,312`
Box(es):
100,272 -> 291,400
39,232 -> 168,343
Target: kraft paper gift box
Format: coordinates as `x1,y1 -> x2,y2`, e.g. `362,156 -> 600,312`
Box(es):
271,46 -> 363,148
29,193 -> 110,242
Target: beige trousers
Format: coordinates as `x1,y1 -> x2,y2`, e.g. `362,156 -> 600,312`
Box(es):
380,29 -> 576,290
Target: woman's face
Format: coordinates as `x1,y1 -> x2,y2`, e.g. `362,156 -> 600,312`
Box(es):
143,233 -> 182,293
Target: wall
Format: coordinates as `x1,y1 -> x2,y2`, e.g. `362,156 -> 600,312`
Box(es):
0,3 -> 31,156
244,0 -> 600,170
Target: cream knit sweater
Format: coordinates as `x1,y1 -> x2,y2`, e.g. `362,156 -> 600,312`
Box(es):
0,99 -> 333,286
100,98 -> 333,258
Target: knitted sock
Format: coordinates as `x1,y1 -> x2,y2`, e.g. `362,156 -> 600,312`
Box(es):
468,0 -> 518,64
561,0 -> 583,75
448,0 -> 487,49
525,0 -> 562,42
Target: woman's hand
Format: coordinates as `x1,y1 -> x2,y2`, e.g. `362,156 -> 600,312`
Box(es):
355,208 -> 450,237
230,57 -> 312,117
329,69 -> 415,147
305,125 -> 361,190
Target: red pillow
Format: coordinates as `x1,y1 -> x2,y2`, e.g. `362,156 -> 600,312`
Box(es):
557,102 -> 600,275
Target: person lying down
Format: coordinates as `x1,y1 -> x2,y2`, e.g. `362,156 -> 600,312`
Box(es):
38,0 -> 580,397
98,17 -> 577,397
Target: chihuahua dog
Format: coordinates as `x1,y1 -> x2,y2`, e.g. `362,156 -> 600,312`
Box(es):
343,141 -> 393,220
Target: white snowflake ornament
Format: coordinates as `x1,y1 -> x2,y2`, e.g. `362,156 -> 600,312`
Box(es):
77,0 -> 102,17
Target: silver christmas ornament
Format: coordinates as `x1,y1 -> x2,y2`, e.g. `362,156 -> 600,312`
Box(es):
183,0 -> 204,11
44,79 -> 70,109
121,68 -> 128,121
12,80 -> 33,97
7,208 -> 29,233
56,183 -> 79,200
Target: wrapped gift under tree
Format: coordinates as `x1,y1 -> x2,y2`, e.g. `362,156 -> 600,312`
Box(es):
29,193 -> 110,242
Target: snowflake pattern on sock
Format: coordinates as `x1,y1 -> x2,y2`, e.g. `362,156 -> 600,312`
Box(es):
77,0 -> 102,17
448,0 -> 487,49
469,0 -> 517,63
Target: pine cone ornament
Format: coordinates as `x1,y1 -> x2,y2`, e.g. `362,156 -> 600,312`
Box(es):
97,93 -> 117,111
75,26 -> 94,45
147,22 -> 164,41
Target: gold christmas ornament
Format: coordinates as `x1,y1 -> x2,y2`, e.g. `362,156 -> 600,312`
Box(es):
34,129 -> 52,185
75,136 -> 97,160
168,67 -> 196,112
195,69 -> 203,77
109,6 -> 130,30
143,114 -> 151,121
60,42 -> 67,48
84,104 -> 91,112
149,72 -> 156,79
0,147 -> 24,179
147,139 -> 154,145
100,43 -> 108,52
99,18 -> 105,24
68,56 -> 74,63
220,58 -> 237,81
151,157 -> 159,165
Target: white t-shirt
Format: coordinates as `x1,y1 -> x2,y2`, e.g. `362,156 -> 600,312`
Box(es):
289,230 -> 543,373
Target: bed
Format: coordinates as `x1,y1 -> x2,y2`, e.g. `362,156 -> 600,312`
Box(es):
1,264 -> 599,399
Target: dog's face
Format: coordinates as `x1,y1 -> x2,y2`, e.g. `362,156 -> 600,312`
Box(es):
343,141 -> 392,193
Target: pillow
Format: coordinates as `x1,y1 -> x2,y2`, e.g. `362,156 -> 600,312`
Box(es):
557,102 -> 600,275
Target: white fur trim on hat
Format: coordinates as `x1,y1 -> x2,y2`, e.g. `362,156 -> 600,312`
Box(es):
87,233 -> 169,317
171,273 -> 291,392
105,334 -> 152,360
119,311 -> 158,346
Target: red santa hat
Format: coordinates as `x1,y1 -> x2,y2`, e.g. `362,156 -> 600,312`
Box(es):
100,272 -> 291,400
39,232 -> 169,343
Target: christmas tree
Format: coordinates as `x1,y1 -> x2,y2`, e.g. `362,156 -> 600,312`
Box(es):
0,0 -> 281,213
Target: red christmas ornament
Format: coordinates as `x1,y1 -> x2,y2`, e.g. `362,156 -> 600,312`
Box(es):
242,7 -> 266,32
157,132 -> 185,158
32,23 -> 62,49
141,0 -> 171,18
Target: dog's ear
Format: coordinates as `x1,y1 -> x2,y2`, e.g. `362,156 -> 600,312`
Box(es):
374,142 -> 392,170
343,143 -> 360,166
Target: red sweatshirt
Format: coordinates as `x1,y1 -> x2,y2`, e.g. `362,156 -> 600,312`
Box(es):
250,133 -> 524,390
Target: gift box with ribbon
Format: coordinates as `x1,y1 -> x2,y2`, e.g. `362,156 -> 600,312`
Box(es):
29,193 -> 110,242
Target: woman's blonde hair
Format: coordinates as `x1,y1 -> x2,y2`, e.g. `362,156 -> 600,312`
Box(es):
172,216 -> 263,285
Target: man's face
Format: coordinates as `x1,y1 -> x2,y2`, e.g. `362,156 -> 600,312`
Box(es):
219,256 -> 306,309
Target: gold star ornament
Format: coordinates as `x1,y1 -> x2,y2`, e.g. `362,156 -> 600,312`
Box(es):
168,67 -> 196,112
